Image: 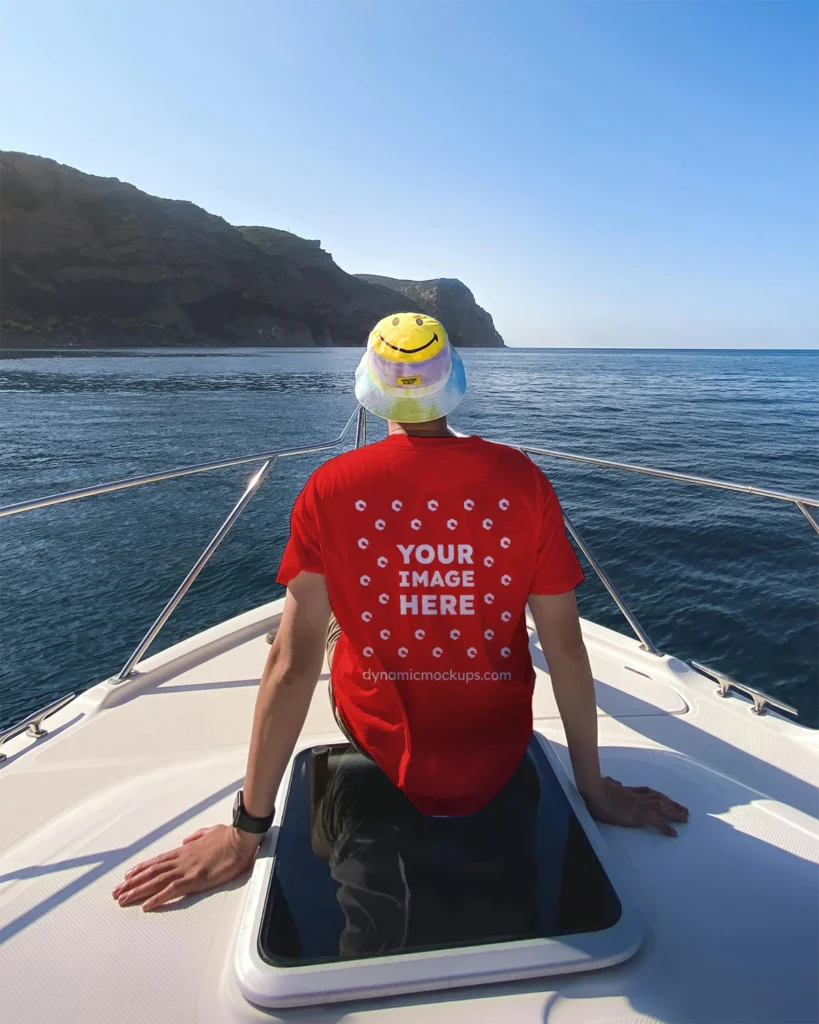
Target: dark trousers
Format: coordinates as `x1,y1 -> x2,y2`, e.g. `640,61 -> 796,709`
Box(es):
314,748 -> 540,958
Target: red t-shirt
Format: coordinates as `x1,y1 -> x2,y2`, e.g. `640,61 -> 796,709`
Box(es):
277,433 -> 583,816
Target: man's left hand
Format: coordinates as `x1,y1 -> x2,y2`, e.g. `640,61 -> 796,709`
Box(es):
582,777 -> 689,836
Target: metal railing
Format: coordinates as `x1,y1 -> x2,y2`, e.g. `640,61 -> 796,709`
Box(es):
512,443 -> 819,661
0,407 -> 360,703
116,405 -> 366,680
0,406 -> 361,520
519,443 -> 819,532
1,405 -> 815,753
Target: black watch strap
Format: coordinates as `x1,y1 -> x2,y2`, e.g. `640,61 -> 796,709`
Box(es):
232,790 -> 274,834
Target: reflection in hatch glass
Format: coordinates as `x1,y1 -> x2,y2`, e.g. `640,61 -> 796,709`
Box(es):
259,738 -> 621,965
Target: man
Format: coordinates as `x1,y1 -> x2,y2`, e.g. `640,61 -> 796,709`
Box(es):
113,313 -> 687,912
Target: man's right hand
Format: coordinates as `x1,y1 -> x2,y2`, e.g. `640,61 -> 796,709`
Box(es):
112,824 -> 261,912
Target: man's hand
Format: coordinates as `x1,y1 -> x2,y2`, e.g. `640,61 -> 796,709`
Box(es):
113,573 -> 331,915
112,825 -> 261,911
528,592 -> 688,838
582,777 -> 689,837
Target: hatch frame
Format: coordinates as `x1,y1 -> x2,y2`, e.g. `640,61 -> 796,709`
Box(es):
233,729 -> 644,1009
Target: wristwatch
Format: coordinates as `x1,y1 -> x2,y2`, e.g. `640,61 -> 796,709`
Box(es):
232,790 -> 274,834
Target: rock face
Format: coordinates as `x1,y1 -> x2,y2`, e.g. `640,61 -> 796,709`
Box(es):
355,276 -> 504,349
0,152 -> 505,349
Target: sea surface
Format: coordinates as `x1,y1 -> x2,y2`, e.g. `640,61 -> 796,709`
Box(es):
1,347 -> 817,730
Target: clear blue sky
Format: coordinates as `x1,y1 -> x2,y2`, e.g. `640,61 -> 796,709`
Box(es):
2,1 -> 817,348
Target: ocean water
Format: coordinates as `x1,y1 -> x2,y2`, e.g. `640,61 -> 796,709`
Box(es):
0,347 -> 817,730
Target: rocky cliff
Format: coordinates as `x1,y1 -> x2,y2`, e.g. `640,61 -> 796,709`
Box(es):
355,275 -> 504,349
0,152 -> 505,349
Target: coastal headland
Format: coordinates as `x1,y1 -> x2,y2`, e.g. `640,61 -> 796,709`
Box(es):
1,152 -> 505,350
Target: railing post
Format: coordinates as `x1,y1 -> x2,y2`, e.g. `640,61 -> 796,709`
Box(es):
796,501 -> 819,536
355,406 -> 367,448
562,511 -> 662,656
116,456 -> 278,680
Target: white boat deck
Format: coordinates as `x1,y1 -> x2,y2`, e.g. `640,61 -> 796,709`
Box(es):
1,599 -> 817,1024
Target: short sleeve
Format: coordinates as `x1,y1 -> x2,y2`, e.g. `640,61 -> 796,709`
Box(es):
529,468 -> 585,595
276,475 -> 324,585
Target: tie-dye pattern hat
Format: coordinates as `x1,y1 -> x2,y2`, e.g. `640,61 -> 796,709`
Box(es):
355,313 -> 467,423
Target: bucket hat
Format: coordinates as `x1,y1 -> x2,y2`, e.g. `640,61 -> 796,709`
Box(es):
354,313 -> 466,423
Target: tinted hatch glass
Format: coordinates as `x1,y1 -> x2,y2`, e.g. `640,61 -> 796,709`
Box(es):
259,738 -> 621,965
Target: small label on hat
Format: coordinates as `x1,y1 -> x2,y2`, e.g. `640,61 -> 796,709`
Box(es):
397,375 -> 422,386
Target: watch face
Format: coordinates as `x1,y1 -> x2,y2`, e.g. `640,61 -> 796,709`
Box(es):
233,790 -> 243,824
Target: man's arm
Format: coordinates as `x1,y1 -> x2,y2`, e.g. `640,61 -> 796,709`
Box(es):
528,590 -> 688,836
113,571 -> 332,910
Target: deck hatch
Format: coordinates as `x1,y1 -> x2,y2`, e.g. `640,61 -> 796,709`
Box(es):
235,734 -> 644,1008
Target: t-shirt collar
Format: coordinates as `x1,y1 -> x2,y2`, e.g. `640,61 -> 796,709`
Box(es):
383,432 -> 479,450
